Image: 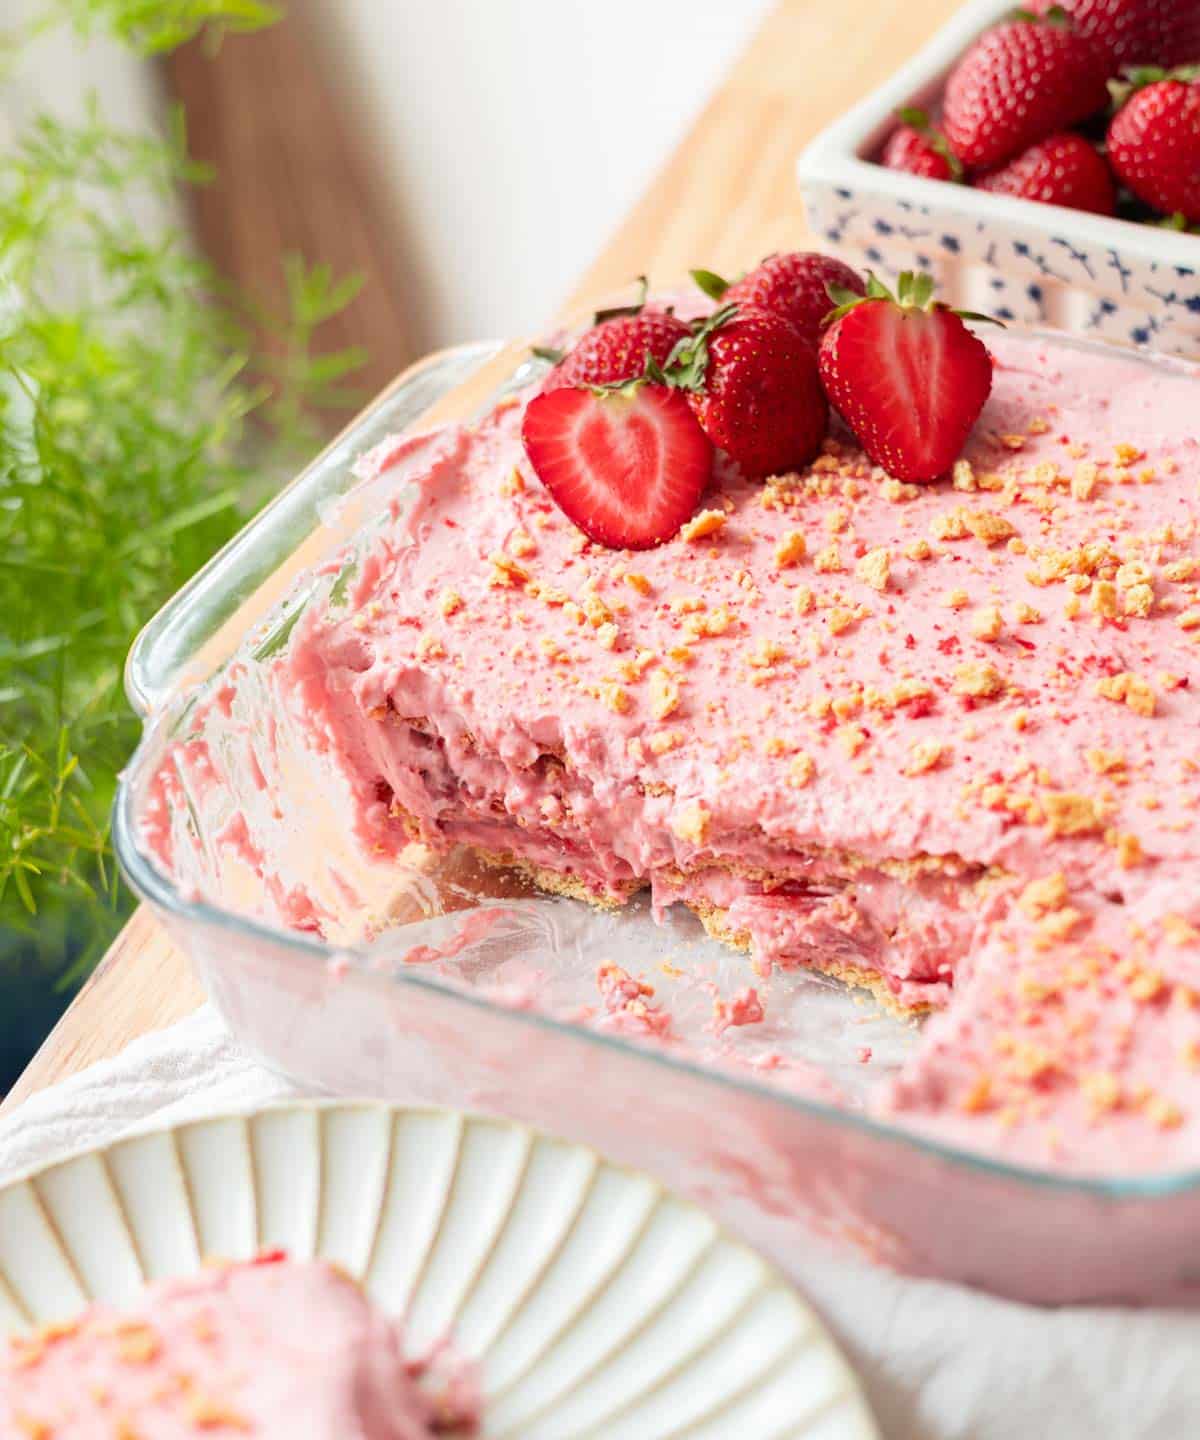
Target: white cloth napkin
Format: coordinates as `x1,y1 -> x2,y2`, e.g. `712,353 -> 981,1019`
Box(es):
2,1006 -> 1197,1440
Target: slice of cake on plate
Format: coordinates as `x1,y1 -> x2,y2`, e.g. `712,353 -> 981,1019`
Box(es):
1,1255 -> 470,1437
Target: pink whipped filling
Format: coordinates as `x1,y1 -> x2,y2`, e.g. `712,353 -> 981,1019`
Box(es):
1,1257 -> 454,1438
285,339 -> 1198,906
649,863 -> 973,1008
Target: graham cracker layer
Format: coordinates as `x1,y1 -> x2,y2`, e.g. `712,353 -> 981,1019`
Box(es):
386,718 -> 976,1016
474,847 -> 633,909
468,844 -> 936,1017
689,893 -> 931,1019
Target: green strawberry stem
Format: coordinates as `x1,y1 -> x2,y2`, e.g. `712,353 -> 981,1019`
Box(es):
659,301 -> 740,392
1110,64 -> 1200,109
893,106 -> 965,181
896,105 -> 932,128
593,274 -> 650,324
1013,5 -> 1070,26
592,299 -> 740,397
532,344 -> 565,364
896,270 -> 935,308
824,270 -> 1003,327
690,268 -> 731,302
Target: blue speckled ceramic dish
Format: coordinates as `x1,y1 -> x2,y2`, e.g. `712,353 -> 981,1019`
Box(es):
797,0 -> 1200,356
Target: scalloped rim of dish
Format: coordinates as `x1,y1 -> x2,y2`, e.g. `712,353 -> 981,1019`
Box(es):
0,1098 -> 881,1440
796,0 -> 1199,277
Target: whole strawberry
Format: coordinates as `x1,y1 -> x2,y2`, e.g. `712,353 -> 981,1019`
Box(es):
540,306 -> 690,392
691,253 -> 865,351
1037,0 -> 1179,67
667,305 -> 829,479
942,14 -> 1112,169
975,132 -> 1116,213
882,107 -> 964,181
1108,70 -> 1200,222
818,272 -> 996,483
1166,10 -> 1200,64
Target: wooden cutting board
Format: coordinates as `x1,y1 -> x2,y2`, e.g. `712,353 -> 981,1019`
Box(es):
3,0 -> 959,1111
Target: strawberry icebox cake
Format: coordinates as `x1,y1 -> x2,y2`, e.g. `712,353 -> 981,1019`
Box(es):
147,252 -> 1200,1175
0,1255 -> 474,1437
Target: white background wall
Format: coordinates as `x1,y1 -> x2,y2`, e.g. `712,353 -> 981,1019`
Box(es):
2,1 -> 773,347
1,10 -> 161,153
313,0 -> 774,345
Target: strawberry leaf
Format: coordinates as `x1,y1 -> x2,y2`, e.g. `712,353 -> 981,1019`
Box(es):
659,302 -> 739,393
896,105 -> 931,128
826,281 -> 865,308
824,270 -> 1003,327
1014,5 -> 1069,26
593,274 -> 649,324
1109,64 -> 1198,109
893,107 -> 965,180
824,274 -> 890,323
826,282 -> 864,307
823,279 -> 875,324
532,344 -> 565,365
866,271 -> 898,302
690,268 -> 731,302
897,270 -> 935,309
1109,65 -> 1165,108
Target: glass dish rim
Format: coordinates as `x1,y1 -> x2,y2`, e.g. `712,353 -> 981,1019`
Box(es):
114,327 -> 1200,1205
123,340 -> 511,719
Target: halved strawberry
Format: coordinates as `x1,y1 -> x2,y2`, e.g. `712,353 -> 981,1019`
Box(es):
818,272 -> 997,483
521,384 -> 713,550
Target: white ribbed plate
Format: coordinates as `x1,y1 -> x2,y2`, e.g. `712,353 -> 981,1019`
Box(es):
0,1102 -> 877,1439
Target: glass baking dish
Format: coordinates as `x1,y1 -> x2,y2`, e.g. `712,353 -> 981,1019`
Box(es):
115,336 -> 1200,1308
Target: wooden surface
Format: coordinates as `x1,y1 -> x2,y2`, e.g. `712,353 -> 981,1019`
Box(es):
3,0 -> 959,1114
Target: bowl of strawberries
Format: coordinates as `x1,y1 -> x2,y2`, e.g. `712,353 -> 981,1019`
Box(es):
796,0 -> 1200,356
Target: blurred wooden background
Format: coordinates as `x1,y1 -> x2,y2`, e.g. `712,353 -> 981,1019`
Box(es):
161,1 -> 417,407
